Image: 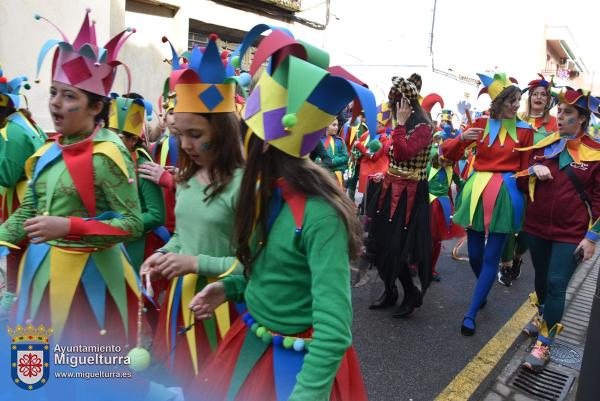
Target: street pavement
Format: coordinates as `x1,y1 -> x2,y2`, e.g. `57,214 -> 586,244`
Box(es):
351,238 -> 536,401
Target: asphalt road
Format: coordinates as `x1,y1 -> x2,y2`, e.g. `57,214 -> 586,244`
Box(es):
351,238 -> 536,401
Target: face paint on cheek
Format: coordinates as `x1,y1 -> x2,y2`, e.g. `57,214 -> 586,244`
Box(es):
566,117 -> 577,126
201,142 -> 213,151
67,107 -> 80,113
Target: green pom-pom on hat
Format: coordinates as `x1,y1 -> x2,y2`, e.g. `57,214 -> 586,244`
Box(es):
231,56 -> 241,69
256,327 -> 266,337
282,113 -> 297,130
367,139 -> 382,152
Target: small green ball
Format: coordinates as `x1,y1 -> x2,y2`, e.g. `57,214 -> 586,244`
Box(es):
281,113 -> 297,129
256,327 -> 266,337
250,323 -> 259,333
127,347 -> 151,372
231,56 -> 241,68
261,332 -> 273,345
367,139 -> 382,152
283,337 -> 294,349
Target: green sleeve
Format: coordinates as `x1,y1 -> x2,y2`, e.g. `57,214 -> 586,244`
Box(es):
289,214 -> 352,401
0,184 -> 36,244
0,124 -> 35,188
196,255 -> 243,277
162,231 -> 181,253
331,140 -> 349,170
75,153 -> 143,245
221,275 -> 247,303
138,174 -> 166,232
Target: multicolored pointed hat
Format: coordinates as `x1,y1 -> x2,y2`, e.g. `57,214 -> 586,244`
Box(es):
233,24 -> 377,158
0,67 -> 30,109
440,109 -> 453,122
163,34 -> 247,113
557,88 -> 600,116
421,93 -> 444,113
477,72 -> 519,100
377,102 -> 392,127
108,94 -> 153,137
523,73 -> 552,93
34,8 -> 134,96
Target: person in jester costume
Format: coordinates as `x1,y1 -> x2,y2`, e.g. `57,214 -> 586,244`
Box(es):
187,24 -> 377,401
108,94 -> 166,272
0,8 -> 147,346
513,88 -> 600,371
440,72 -> 534,336
319,118 -> 349,187
0,67 -> 47,317
428,114 -> 465,282
139,76 -> 180,235
498,74 -> 559,288
140,34 -> 246,391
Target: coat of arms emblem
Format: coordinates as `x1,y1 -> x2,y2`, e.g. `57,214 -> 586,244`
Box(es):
8,324 -> 53,390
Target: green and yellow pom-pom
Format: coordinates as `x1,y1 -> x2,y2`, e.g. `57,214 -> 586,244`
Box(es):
282,113 -> 297,130
127,347 -> 151,372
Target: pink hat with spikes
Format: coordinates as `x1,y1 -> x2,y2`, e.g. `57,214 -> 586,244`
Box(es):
35,8 -> 134,96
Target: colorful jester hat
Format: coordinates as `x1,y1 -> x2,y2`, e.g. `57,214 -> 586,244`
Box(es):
0,66 -> 30,109
523,73 -> 552,94
231,24 -> 377,158
108,94 -> 153,137
421,93 -> 444,114
163,34 -> 248,113
34,8 -> 134,96
558,87 -> 600,116
477,72 -> 519,100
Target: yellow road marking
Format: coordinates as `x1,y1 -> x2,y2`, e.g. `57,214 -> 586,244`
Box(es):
435,299 -> 535,401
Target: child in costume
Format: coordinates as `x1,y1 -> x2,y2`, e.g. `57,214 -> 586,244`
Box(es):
0,68 -> 47,314
140,35 -> 245,390
498,74 -> 558,287
428,111 -> 465,281
108,94 -> 166,272
320,118 -> 349,187
0,9 -> 145,346
187,24 -> 377,401
440,73 -> 534,336
367,73 -> 434,318
514,88 -> 600,371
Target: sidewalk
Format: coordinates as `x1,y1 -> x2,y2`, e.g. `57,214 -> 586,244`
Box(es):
479,250 -> 600,401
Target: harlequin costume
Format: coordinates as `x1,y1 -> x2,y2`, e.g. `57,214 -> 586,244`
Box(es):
428,123 -> 465,279
150,35 -> 245,389
500,74 -> 558,285
366,74 -> 434,316
150,78 -> 179,233
514,88 -> 600,370
0,9 -> 151,348
440,73 -> 534,335
192,24 -> 377,401
320,133 -> 349,186
108,94 -> 166,272
0,68 -> 47,300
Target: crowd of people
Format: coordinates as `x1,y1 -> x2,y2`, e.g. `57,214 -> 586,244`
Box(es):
0,8 -> 599,400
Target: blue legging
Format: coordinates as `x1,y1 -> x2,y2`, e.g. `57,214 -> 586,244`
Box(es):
464,229 -> 508,327
527,234 -> 578,329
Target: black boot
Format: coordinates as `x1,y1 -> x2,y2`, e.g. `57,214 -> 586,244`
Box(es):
369,286 -> 398,309
392,288 -> 423,318
510,257 -> 523,280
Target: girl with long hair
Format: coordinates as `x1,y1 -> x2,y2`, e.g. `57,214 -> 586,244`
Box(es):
367,73 -> 434,318
440,73 -> 534,336
140,36 -> 245,389
186,26 -> 376,401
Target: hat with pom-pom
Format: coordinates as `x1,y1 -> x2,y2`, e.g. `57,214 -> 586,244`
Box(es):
108,94 -> 153,137
477,72 -> 519,101
163,34 -> 241,113
232,24 -> 377,158
557,87 -> 600,116
0,66 -> 30,109
34,9 -> 134,96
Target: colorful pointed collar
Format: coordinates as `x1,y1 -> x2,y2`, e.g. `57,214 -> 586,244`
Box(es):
481,118 -> 530,147
515,132 -> 600,175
